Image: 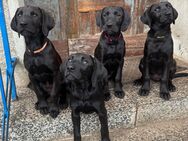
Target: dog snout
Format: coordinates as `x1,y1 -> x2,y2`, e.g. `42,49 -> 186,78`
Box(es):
67,65 -> 75,71
107,22 -> 113,28
165,11 -> 171,16
20,21 -> 28,27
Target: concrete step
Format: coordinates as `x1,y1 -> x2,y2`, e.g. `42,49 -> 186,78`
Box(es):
0,56 -> 188,141
54,118 -> 188,141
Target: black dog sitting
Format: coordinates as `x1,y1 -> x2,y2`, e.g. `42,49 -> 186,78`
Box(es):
50,53 -> 110,141
11,6 -> 67,115
134,2 -> 179,100
94,6 -> 131,99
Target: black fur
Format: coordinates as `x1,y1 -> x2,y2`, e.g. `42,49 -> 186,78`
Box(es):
134,2 -> 179,100
11,6 -> 67,115
49,53 -> 110,141
95,6 -> 131,99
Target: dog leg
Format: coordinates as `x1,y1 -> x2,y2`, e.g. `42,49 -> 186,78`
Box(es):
29,74 -> 49,115
134,58 -> 144,86
160,61 -> 171,100
104,81 -> 111,101
97,106 -> 110,141
48,73 -> 63,118
72,109 -> 81,141
114,59 -> 125,98
169,60 -> 176,92
139,58 -> 150,96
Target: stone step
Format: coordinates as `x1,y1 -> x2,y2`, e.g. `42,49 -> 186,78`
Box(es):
54,118 -> 188,141
0,56 -> 188,141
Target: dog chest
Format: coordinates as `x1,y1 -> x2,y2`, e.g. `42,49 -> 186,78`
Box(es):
71,99 -> 97,114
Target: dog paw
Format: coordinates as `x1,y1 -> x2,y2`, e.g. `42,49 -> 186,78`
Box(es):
49,107 -> 60,118
133,79 -> 143,86
114,90 -> 125,99
27,82 -> 34,90
139,89 -> 149,96
59,103 -> 68,110
104,92 -> 111,101
169,84 -> 176,92
101,138 -> 110,141
160,92 -> 171,100
35,101 -> 49,115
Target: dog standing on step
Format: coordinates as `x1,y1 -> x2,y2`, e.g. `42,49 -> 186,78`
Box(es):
11,6 -> 67,115
94,6 -> 131,99
134,2 -> 178,100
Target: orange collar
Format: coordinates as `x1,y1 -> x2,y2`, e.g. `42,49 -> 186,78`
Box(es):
28,41 -> 48,54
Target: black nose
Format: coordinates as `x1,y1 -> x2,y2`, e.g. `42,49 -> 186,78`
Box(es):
67,65 -> 74,71
20,21 -> 28,26
165,11 -> 171,16
107,23 -> 113,28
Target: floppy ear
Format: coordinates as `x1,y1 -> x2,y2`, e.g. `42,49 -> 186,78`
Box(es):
172,7 -> 178,24
91,56 -> 108,89
11,8 -> 19,32
121,8 -> 131,32
140,6 -> 152,27
40,8 -> 55,36
59,59 -> 67,75
96,8 -> 104,30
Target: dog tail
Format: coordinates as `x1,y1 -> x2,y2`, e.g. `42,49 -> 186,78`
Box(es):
174,73 -> 188,78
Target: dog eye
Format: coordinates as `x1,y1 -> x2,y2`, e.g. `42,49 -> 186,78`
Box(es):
103,12 -> 109,17
68,58 -> 72,62
17,12 -> 23,17
114,12 -> 121,17
155,7 -> 160,12
31,12 -> 38,17
83,60 -> 88,64
166,4 -> 171,8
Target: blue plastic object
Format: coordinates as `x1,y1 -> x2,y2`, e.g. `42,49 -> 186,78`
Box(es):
0,0 -> 18,140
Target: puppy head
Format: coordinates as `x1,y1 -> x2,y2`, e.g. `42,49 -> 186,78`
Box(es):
96,6 -> 131,35
61,53 -> 107,89
11,6 -> 54,37
141,2 -> 178,27
62,53 -> 94,83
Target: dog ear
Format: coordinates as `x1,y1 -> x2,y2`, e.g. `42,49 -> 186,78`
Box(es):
59,59 -> 67,75
96,9 -> 104,30
11,8 -> 19,32
121,8 -> 131,32
40,8 -> 55,36
172,7 -> 178,24
140,6 -> 152,27
91,56 -> 108,89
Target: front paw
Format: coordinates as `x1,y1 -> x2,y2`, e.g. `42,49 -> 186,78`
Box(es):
49,106 -> 60,118
169,84 -> 176,92
133,79 -> 143,86
35,101 -> 49,115
139,88 -> 149,96
104,92 -> 111,101
59,102 -> 68,110
114,90 -> 125,99
102,138 -> 110,141
160,92 -> 171,100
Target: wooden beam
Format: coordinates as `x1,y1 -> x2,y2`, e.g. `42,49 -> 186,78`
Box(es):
78,1 -> 130,12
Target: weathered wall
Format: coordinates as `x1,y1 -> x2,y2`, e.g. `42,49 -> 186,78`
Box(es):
168,0 -> 188,62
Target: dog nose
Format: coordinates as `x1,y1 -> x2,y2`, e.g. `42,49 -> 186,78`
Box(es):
67,65 -> 74,71
107,23 -> 113,28
20,21 -> 28,26
165,11 -> 171,16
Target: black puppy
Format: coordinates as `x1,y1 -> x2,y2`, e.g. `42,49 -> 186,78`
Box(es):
94,6 -> 131,99
11,6 -> 67,115
50,53 -> 110,141
134,2 -> 178,100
